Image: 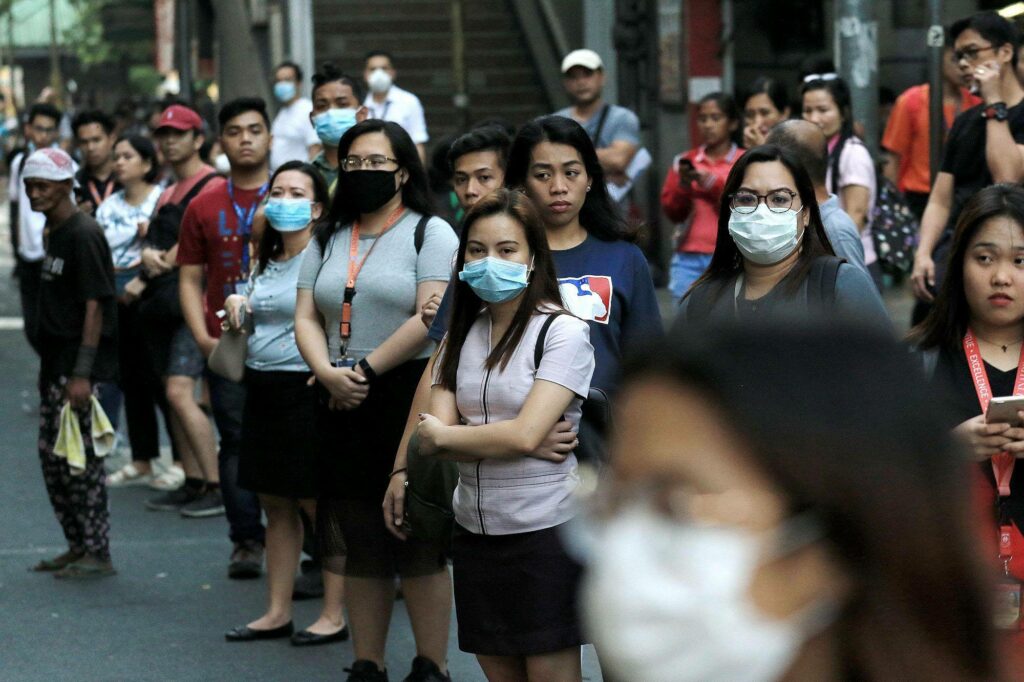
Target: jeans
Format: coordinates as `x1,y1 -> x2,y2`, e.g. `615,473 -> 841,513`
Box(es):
206,371 -> 264,545
669,252 -> 713,300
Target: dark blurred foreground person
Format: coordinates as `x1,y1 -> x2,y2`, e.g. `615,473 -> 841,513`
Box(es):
577,322 -> 1000,681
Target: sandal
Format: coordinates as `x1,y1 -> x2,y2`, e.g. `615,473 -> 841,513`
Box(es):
53,557 -> 116,580
30,550 -> 84,572
106,462 -> 154,488
149,464 -> 185,491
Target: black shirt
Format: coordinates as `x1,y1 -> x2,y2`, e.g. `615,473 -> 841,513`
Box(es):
940,100 -> 1024,237
74,168 -> 120,216
934,346 -> 1024,530
38,211 -> 118,381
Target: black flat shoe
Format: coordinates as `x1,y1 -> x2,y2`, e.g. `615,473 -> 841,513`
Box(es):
224,621 -> 294,642
291,625 -> 350,646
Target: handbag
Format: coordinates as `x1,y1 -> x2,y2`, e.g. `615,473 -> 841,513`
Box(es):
403,431 -> 459,547
208,312 -> 253,382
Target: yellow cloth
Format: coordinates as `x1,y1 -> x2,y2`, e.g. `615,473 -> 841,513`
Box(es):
53,397 -> 115,475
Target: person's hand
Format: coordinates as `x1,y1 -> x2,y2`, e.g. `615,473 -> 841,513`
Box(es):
416,413 -> 446,456
121,276 -> 146,303
420,293 -> 442,329
141,247 -> 171,277
382,471 -> 409,540
196,334 -> 218,359
954,414 -> 1013,460
911,252 -> 936,302
319,366 -> 369,410
528,420 -> 577,463
743,124 -> 765,149
975,60 -> 1003,104
65,377 -> 92,410
223,294 -> 250,331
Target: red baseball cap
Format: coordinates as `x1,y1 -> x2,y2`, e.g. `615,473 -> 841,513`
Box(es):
155,104 -> 203,132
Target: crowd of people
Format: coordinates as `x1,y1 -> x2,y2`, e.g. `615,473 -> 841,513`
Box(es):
13,9 -> 1024,681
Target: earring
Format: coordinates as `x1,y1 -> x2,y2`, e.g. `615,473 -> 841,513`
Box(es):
586,185 -> 592,192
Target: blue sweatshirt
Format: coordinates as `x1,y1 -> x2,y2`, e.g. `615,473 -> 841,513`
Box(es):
429,235 -> 663,391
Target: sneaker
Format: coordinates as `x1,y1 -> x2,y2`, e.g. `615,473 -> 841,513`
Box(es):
179,488 -> 226,518
345,660 -> 389,682
148,464 -> 185,491
228,541 -> 264,580
403,656 -> 450,682
106,462 -> 154,487
145,485 -> 201,512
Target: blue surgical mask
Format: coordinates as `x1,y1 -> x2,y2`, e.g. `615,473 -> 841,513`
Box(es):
264,198 -> 313,232
274,80 -> 296,103
458,257 -> 531,303
312,108 -> 357,146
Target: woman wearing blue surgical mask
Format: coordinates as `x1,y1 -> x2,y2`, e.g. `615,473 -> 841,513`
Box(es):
308,62 -> 368,196
673,144 -> 890,330
580,322 -> 999,682
221,161 -> 350,646
417,188 -> 595,682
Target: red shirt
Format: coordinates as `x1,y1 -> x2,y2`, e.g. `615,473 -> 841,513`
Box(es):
660,144 -> 743,254
175,176 -> 267,338
157,164 -> 217,209
881,84 -> 981,194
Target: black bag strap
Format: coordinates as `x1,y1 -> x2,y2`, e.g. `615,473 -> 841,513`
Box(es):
534,312 -> 567,368
414,214 -> 432,254
591,104 -> 611,146
176,171 -> 218,208
807,255 -> 845,307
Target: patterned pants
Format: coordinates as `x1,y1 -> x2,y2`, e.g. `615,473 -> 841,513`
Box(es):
37,378 -> 111,561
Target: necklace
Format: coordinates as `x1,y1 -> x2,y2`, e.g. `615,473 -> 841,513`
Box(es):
977,336 -> 1023,353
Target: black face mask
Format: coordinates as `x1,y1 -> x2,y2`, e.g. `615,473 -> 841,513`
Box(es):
341,169 -> 401,214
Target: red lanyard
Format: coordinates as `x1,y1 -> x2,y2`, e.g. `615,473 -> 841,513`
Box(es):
339,206 -> 406,352
88,178 -> 114,207
963,329 -> 1024,498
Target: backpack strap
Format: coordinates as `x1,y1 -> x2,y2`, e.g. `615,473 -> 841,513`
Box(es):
807,256 -> 845,307
177,171 -> 218,207
591,104 -> 611,146
414,214 -> 431,254
534,312 -> 566,368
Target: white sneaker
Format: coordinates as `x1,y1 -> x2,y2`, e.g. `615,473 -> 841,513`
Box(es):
106,463 -> 154,487
148,464 -> 186,491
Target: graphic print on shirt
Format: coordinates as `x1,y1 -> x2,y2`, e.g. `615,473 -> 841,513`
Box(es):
559,275 -> 612,324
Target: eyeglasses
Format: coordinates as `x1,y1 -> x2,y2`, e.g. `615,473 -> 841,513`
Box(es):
954,44 -> 996,63
341,154 -> 400,172
729,189 -> 800,214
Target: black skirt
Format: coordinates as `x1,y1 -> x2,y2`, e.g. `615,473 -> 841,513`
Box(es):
315,358 -> 427,501
239,369 -> 318,499
451,522 -> 586,656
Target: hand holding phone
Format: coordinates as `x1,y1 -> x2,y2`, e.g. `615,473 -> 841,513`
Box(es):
986,396 -> 1024,426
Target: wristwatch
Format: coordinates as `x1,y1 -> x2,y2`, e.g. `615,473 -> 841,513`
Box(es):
357,357 -> 377,383
982,102 -> 1009,121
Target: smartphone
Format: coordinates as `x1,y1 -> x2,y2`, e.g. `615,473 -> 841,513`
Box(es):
678,158 -> 695,173
986,396 -> 1024,426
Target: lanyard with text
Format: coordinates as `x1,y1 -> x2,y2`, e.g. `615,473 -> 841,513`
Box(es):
227,179 -> 269,280
339,206 -> 406,356
87,178 -> 114,207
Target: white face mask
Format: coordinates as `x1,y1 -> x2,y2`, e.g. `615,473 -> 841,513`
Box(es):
367,68 -> 393,94
580,504 -> 834,682
728,204 -> 802,265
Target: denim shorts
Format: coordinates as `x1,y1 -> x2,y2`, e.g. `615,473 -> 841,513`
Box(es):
166,325 -> 205,378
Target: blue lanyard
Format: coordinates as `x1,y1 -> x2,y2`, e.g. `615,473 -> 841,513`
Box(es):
227,179 -> 268,279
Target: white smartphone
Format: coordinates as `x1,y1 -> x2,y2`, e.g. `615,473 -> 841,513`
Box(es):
986,396 -> 1024,426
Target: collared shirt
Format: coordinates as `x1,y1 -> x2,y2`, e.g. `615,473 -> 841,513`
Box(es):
363,85 -> 429,144
660,143 -> 743,254
311,151 -> 339,195
270,97 -> 319,170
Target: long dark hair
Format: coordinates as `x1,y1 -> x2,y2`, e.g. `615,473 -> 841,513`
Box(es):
256,160 -> 329,274
436,188 -> 564,391
910,184 -> 1024,351
685,144 -> 834,301
800,76 -> 854,196
621,321 -> 997,681
317,119 -> 434,249
504,115 -> 636,242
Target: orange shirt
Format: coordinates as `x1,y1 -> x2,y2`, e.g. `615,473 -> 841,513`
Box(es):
882,84 -> 981,194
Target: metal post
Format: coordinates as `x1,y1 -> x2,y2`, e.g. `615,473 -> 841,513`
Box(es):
5,1 -> 14,110
451,0 -> 469,130
927,0 -> 944,185
177,0 -> 194,103
834,0 -> 878,152
286,0 -> 314,91
47,0 -> 62,106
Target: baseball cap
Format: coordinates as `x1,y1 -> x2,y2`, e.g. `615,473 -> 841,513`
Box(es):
23,148 -> 76,182
561,49 -> 604,74
155,104 -> 203,132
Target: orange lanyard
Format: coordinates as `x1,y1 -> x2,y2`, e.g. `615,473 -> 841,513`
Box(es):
339,205 -> 406,353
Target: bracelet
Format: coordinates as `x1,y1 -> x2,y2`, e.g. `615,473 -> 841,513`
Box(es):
389,467 -> 408,479
358,357 -> 378,383
72,345 -> 97,378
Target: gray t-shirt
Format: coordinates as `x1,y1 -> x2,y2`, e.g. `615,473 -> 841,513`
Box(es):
297,210 -> 458,361
554,104 -> 640,149
819,194 -> 867,273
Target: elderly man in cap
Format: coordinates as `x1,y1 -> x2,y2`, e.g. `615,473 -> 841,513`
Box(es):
554,48 -> 645,196
25,147 -> 118,579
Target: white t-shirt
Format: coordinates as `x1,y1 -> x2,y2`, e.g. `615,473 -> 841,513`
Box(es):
9,149 -> 79,262
270,97 -> 319,170
363,85 -> 429,144
95,186 -> 162,269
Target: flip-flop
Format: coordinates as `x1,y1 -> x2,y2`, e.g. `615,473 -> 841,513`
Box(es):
53,559 -> 116,579
30,551 -> 84,572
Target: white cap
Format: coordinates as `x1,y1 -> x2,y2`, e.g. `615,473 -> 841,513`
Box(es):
23,148 -> 76,182
561,49 -> 604,74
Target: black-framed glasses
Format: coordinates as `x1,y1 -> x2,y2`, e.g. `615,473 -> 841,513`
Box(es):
341,154 -> 400,172
954,44 -> 996,63
729,189 -> 800,214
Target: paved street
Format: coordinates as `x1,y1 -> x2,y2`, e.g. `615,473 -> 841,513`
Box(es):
0,207 -> 603,681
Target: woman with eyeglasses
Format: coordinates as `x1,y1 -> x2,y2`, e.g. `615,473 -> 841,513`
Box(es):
294,119 -> 458,682
673,144 -> 889,329
801,75 -> 882,289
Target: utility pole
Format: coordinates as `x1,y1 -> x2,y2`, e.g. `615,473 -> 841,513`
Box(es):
834,0 -> 878,151
450,0 -> 469,130
927,0 -> 944,184
47,0 -> 62,106
215,0 -> 270,105
176,0 -> 193,103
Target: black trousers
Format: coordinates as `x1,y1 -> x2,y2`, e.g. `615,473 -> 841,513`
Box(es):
118,300 -> 176,462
